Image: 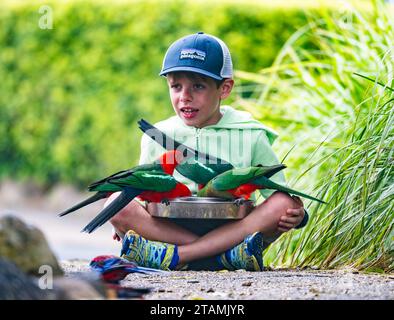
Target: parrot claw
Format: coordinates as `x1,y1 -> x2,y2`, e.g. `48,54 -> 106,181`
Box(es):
233,198 -> 246,207
161,199 -> 170,206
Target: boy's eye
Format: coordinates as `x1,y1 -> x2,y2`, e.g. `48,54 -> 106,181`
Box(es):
170,84 -> 181,89
194,83 -> 205,89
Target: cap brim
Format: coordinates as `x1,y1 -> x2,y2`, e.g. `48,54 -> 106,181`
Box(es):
159,66 -> 223,80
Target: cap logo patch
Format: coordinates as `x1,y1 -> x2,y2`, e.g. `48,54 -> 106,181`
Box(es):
180,48 -> 206,61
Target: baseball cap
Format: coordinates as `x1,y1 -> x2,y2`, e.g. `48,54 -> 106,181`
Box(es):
159,32 -> 233,80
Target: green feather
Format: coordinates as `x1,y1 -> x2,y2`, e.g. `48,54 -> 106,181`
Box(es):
88,163 -> 163,190
89,182 -> 123,193
107,170 -> 177,192
254,176 -> 326,204
176,159 -> 219,185
211,165 -> 286,190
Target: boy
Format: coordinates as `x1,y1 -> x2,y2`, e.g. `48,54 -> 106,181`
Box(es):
108,32 -> 308,271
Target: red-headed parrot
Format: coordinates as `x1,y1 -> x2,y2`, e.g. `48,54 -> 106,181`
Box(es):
138,119 -> 233,187
0,257 -> 151,300
197,166 -> 326,204
59,150 -> 191,233
90,255 -> 164,284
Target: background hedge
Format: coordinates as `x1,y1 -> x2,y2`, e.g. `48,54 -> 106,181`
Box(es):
0,0 -> 311,187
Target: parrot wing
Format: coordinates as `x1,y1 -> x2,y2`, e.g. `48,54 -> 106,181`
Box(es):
88,163 -> 162,190
253,163 -> 287,179
212,165 -> 287,191
82,172 -> 180,233
175,159 -> 221,185
108,170 -> 178,192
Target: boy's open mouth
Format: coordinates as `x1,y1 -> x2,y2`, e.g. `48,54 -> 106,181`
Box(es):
180,107 -> 199,119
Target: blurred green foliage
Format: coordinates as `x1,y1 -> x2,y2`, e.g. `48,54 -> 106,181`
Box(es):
0,0 -> 310,187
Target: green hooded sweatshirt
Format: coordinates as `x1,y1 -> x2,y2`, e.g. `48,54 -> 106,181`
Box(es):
139,105 -> 286,200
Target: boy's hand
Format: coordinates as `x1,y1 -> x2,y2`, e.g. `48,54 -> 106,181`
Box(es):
112,227 -> 122,242
278,196 -> 305,233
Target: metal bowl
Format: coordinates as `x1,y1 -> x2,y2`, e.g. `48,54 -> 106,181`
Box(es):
147,196 -> 254,219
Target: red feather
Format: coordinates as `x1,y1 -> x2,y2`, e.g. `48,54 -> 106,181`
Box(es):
138,182 -> 191,202
228,183 -> 260,200
157,150 -> 184,175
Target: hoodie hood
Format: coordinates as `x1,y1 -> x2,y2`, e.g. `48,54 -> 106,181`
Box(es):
159,105 -> 278,145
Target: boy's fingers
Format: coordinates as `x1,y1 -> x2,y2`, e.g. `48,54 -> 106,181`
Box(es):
279,221 -> 294,229
278,225 -> 292,232
281,213 -> 304,219
286,208 -> 304,216
280,216 -> 294,222
280,216 -> 297,224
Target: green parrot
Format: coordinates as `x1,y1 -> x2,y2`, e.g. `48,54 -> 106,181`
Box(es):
197,166 -> 326,204
59,150 -> 191,233
138,118 -> 233,187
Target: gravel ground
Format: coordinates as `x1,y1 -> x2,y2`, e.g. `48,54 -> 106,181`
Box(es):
2,181 -> 393,301
61,260 -> 394,300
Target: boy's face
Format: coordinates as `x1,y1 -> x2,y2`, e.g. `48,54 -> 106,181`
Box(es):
166,72 -> 233,128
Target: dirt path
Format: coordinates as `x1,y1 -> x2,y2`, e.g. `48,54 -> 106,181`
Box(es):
61,260 -> 394,300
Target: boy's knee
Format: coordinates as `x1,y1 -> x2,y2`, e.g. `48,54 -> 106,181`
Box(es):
108,198 -> 144,226
267,191 -> 299,210
257,191 -> 298,218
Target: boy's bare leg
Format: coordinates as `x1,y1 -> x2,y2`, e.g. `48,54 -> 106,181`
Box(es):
108,192 -> 199,245
177,191 -> 299,264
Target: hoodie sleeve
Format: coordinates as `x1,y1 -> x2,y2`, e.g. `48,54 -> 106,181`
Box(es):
252,130 -> 287,199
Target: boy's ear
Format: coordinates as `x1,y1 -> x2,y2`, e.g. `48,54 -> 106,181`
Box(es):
220,79 -> 234,100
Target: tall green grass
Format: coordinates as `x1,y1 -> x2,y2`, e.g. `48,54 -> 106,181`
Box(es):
235,1 -> 393,272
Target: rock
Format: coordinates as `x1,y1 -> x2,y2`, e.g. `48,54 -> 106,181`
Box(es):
242,281 -> 252,287
54,277 -> 103,300
0,257 -> 55,300
0,215 -> 63,276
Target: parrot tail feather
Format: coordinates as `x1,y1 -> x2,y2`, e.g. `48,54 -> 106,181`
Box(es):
82,188 -> 142,234
58,192 -> 108,217
259,177 -> 327,204
138,118 -> 184,153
